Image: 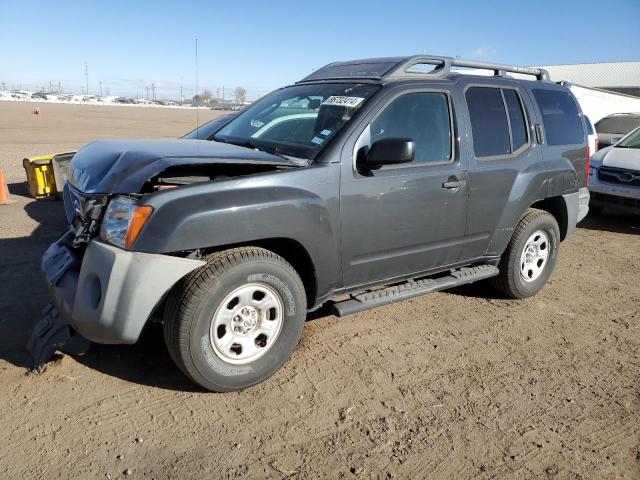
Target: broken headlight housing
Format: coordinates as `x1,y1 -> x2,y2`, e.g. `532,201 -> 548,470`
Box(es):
100,196 -> 153,249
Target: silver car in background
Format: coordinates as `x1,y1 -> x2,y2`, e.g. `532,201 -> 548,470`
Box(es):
589,125 -> 640,215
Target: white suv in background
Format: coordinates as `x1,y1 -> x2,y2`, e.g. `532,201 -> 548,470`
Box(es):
589,125 -> 640,215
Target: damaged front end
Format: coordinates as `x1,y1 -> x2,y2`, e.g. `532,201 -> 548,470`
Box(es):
62,183 -> 110,247
28,139 -> 300,369
27,184 -> 107,368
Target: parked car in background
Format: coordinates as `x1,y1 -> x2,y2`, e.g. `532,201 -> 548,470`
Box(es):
589,125 -> 640,215
595,113 -> 640,150
584,116 -> 598,154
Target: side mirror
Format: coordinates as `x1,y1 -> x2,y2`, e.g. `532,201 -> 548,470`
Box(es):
611,136 -> 623,145
364,138 -> 415,169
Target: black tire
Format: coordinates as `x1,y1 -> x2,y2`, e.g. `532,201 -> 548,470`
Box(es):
163,247 -> 306,392
490,209 -> 560,299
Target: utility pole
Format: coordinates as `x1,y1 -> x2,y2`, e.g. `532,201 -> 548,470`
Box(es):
99,81 -> 103,97
222,86 -> 225,101
58,81 -> 61,93
146,86 -> 149,100
151,83 -> 156,101
84,61 -> 89,95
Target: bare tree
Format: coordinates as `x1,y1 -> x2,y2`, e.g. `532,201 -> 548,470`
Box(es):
192,89 -> 212,106
234,86 -> 247,105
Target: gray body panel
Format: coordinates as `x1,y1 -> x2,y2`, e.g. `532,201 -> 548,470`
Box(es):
135,164 -> 343,297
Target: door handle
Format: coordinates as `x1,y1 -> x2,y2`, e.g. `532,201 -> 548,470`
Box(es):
442,179 -> 467,189
535,123 -> 544,144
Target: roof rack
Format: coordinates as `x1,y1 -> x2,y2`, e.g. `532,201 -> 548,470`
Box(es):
298,55 -> 550,83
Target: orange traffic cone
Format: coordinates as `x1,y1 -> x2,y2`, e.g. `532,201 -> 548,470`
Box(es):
0,169 -> 11,205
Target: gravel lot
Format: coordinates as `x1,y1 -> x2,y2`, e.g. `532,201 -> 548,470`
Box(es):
0,101 -> 638,479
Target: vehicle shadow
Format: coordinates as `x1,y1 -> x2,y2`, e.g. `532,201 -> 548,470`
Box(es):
0,183 -> 199,392
0,182 -> 66,370
578,211 -> 640,235
446,280 -> 506,300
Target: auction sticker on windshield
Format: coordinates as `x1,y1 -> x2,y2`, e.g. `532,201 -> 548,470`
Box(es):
322,96 -> 365,107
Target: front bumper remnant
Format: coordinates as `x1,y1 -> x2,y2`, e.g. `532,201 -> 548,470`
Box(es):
27,230 -> 205,367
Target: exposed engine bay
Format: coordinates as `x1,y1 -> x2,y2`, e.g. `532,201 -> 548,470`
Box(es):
64,162 -> 286,247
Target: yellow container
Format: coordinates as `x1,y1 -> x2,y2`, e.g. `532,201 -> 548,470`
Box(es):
23,155 -> 57,198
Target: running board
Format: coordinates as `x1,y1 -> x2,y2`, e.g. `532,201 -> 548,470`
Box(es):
332,264 -> 499,317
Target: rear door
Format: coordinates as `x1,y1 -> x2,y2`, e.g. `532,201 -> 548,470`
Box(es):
340,85 -> 469,287
459,80 -> 543,259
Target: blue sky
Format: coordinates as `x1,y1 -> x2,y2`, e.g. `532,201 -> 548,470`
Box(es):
1,0 -> 638,99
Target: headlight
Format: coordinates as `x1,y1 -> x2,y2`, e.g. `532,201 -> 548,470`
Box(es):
100,196 -> 153,249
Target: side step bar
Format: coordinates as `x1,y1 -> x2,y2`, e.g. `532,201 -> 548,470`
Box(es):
331,264 -> 499,317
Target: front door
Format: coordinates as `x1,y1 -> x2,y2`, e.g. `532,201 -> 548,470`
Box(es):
340,89 -> 468,287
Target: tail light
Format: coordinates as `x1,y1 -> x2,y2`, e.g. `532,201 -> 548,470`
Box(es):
595,138 -> 599,151
584,144 -> 590,187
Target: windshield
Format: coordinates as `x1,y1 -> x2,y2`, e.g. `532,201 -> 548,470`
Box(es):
214,83 -> 380,159
617,126 -> 640,149
182,113 -> 237,139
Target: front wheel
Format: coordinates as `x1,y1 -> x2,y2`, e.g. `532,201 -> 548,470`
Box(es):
163,247 -> 307,392
490,209 -> 560,299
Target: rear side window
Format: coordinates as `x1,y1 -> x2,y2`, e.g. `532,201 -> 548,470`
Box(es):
503,89 -> 528,151
532,89 -> 584,146
465,87 -> 529,157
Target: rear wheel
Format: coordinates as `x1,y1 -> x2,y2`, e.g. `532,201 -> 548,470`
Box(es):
490,209 -> 560,299
163,247 -> 306,392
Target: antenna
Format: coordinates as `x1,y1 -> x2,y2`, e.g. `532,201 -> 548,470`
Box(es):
84,61 -> 89,95
195,37 -> 199,139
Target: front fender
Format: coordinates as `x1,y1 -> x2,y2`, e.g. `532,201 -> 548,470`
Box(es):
133,166 -> 341,298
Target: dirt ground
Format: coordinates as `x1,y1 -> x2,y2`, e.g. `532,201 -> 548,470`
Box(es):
0,101 -> 639,479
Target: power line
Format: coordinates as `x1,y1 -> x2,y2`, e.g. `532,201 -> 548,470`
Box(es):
195,37 -> 199,137
84,61 -> 89,95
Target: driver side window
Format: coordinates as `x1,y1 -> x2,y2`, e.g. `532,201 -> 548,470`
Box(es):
371,92 -> 453,164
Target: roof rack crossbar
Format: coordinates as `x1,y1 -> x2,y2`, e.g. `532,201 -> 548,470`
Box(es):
385,55 -> 550,81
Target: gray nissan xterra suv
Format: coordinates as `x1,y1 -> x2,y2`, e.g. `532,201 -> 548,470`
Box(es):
31,56 -> 590,391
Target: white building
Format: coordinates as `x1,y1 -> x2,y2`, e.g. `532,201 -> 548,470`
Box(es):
538,61 -> 640,98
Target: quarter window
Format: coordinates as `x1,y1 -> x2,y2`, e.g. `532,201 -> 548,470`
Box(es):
503,89 -> 528,151
370,92 -> 452,164
533,89 -> 585,146
465,87 -> 529,158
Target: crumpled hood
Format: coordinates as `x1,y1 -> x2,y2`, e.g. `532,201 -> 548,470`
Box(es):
591,145 -> 640,171
69,139 -> 305,193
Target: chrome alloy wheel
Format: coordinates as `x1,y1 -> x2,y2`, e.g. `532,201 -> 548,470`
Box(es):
209,282 -> 284,364
519,230 -> 550,283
